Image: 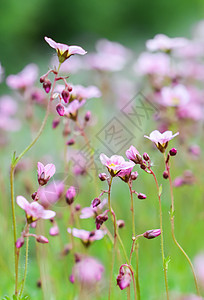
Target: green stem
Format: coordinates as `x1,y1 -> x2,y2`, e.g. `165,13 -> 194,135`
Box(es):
164,153 -> 200,296
128,181 -> 140,300
149,168 -> 169,300
19,224 -> 29,297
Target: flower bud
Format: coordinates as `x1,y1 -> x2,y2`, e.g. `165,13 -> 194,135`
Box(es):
98,173 -> 107,181
169,148 -> 177,156
16,237 -> 24,248
95,213 -> 108,230
143,152 -> 150,161
138,193 -> 146,200
31,191 -> 39,201
66,186 -> 76,205
131,171 -> 138,181
62,89 -> 70,103
52,119 -> 60,129
117,220 -> 125,228
92,198 -> 101,208
163,171 -> 169,179
36,235 -> 49,244
66,138 -> 75,146
56,103 -> 65,116
85,111 -> 91,122
75,204 -> 81,211
143,229 -> 161,239
43,80 -> 52,93
49,225 -> 59,236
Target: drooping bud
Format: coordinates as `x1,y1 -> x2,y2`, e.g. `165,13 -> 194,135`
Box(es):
98,173 -> 107,181
56,103 -> 65,116
62,89 -> 70,103
52,119 -> 60,129
117,219 -> 125,228
138,193 -> 147,200
92,198 -> 101,208
36,235 -> 49,244
31,191 -> 39,201
16,237 -> 25,248
84,111 -> 91,122
143,229 -> 161,239
66,186 -> 76,205
117,267 -> 131,290
75,204 -> 81,211
163,171 -> 169,179
131,171 -> 138,181
95,213 -> 108,230
169,148 -> 177,156
143,152 -> 150,161
43,79 -> 52,93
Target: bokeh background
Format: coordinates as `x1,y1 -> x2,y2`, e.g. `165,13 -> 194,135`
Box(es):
0,1 -> 204,300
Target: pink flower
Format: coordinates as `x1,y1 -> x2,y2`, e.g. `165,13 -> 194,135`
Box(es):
194,252 -> 204,288
100,153 -> 135,177
146,34 -> 189,52
160,85 -> 190,107
126,146 -> 142,164
45,37 -> 87,63
67,228 -> 106,246
144,130 -> 179,153
49,225 -> 59,236
66,186 -> 76,205
38,180 -> 64,208
16,196 -> 56,223
37,162 -> 56,186
64,99 -> 86,120
135,52 -> 170,76
71,84 -> 101,100
6,64 -> 38,90
117,267 -> 131,290
70,256 -> 104,285
80,198 -> 107,219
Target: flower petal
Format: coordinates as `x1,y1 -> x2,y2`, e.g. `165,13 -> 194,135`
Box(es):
16,196 -> 29,210
69,46 -> 87,56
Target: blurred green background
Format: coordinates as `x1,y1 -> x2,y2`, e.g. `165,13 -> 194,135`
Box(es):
0,0 -> 204,74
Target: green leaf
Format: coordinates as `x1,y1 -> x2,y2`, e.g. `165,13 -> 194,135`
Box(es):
12,296 -> 18,300
164,255 -> 171,270
11,151 -> 17,165
2,296 -> 11,300
158,184 -> 162,197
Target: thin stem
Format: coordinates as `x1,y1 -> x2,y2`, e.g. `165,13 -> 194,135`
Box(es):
128,181 -> 140,300
164,153 -> 200,296
149,167 -> 169,300
19,224 -> 29,297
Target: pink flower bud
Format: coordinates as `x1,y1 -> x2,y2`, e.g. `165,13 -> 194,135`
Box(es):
143,152 -> 150,161
56,103 -> 65,116
95,213 -> 108,230
169,148 -> 177,156
138,193 -> 146,200
143,229 -> 161,239
62,89 -> 70,103
131,171 -> 138,181
85,111 -> 91,122
66,186 -> 76,205
117,267 -> 131,290
52,119 -> 60,129
66,138 -> 75,146
75,204 -> 81,211
117,219 -> 125,228
43,80 -> 52,93
98,173 -> 107,181
163,171 -> 169,179
92,198 -> 101,208
36,235 -> 49,244
49,225 -> 59,236
16,237 -> 24,248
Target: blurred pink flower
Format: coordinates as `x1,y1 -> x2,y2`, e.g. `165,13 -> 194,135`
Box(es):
194,252 -> 204,288
0,96 -> 17,116
117,266 -> 131,290
146,34 -> 188,52
144,130 -> 179,153
37,162 -> 56,186
71,84 -> 101,100
49,225 -> 59,236
6,64 -> 38,90
38,180 -> 64,208
70,256 -> 104,285
45,37 -> 87,63
100,153 -> 135,177
80,198 -> 107,219
177,102 -> 203,121
159,84 -> 190,107
67,228 -> 106,246
16,196 -> 56,223
66,186 -> 76,205
64,99 -> 86,120
135,52 -> 170,76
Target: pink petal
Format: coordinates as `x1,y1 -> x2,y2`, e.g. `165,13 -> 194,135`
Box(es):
44,163 -> 56,178
44,37 -> 58,49
40,209 -> 56,219
100,153 -> 109,165
37,162 -> 44,176
16,196 -> 29,211
68,46 -> 87,56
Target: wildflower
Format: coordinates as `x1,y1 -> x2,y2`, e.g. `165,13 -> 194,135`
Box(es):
144,130 -> 179,153
16,196 -> 56,223
126,146 -> 143,164
70,256 -> 104,285
45,37 -> 87,63
38,180 -> 64,208
160,84 -> 190,107
63,99 -> 86,120
117,267 -> 131,290
80,198 -> 107,219
66,186 -> 76,205
67,228 -> 106,246
146,34 -> 188,52
100,153 -> 135,177
37,162 -> 56,186
143,229 -> 161,239
6,64 -> 38,90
